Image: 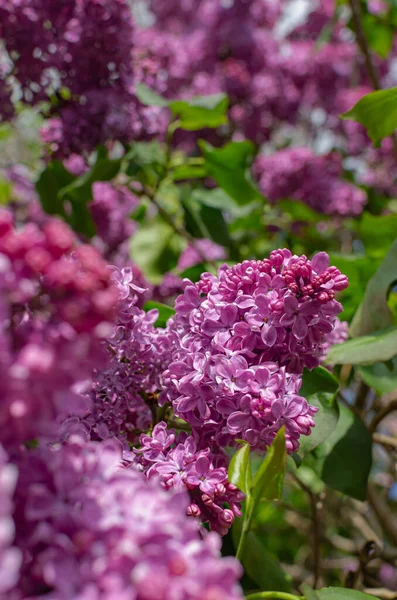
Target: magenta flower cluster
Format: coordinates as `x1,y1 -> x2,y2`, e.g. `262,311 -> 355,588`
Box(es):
8,436 -> 243,600
254,148 -> 367,217
136,422 -> 244,535
0,209 -> 117,449
161,250 -> 348,452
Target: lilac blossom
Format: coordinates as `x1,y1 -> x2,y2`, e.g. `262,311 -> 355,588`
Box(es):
10,436 -> 243,599
136,422 -> 244,535
0,210 -> 118,450
254,148 -> 367,216
161,250 -> 348,452
178,239 -> 227,271
61,267 -> 170,448
0,0 -> 164,155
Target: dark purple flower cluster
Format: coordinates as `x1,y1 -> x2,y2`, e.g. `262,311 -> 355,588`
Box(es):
0,210 -> 118,449
254,148 -> 367,216
0,0 -> 163,155
9,436 -> 243,599
136,422 -> 244,535
161,250 -> 348,452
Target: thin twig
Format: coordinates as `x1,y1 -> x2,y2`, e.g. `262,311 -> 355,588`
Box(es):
367,484 -> 397,547
369,399 -> 397,433
291,474 -> 322,588
373,433 -> 397,450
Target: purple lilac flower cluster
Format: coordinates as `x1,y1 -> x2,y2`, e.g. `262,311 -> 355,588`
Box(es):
177,238 -> 227,271
0,210 -> 118,450
0,0 -> 163,155
136,422 -> 244,535
161,250 -> 348,452
8,436 -> 243,599
254,148 -> 367,216
61,266 -> 170,448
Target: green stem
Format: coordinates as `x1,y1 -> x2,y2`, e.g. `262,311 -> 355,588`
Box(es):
245,593 -> 304,600
236,503 -> 254,561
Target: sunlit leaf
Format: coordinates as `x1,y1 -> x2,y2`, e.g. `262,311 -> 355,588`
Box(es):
341,86 -> 397,146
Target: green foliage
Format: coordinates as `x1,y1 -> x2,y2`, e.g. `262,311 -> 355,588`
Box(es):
143,301 -> 175,328
299,367 -> 340,454
228,443 -> 251,496
125,141 -> 166,187
198,140 -> 264,205
358,356 -> 397,394
36,147 -> 122,237
311,404 -> 372,501
170,94 -> 228,130
129,220 -> 183,284
327,326 -> 397,366
251,427 -> 287,507
341,86 -> 397,146
135,84 -> 228,130
350,238 -> 397,336
238,531 -> 292,592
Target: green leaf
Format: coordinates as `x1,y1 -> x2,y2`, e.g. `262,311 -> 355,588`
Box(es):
302,584 -> 320,600
56,147 -> 121,238
299,367 -> 339,454
178,263 -> 207,281
361,13 -> 394,58
316,588 -> 377,600
326,326 -> 397,366
135,84 -> 228,130
251,426 -> 286,508
171,164 -> 208,181
60,147 -> 122,200
199,140 -> 263,205
350,238 -> 397,337
143,301 -> 175,328
135,83 -> 170,107
236,531 -> 292,592
190,187 -> 242,215
169,94 -> 228,130
228,443 -> 251,496
341,86 -> 397,146
313,403 -> 372,500
129,220 -> 182,284
358,356 -> 397,394
126,141 -> 166,187
36,161 -> 75,217
182,192 -> 232,249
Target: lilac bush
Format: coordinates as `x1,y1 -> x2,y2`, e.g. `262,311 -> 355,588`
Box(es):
1,1 -> 396,597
